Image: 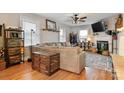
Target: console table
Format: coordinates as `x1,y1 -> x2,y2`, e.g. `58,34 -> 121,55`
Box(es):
32,51 -> 60,76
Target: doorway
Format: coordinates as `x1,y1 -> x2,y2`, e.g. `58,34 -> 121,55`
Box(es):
22,21 -> 39,60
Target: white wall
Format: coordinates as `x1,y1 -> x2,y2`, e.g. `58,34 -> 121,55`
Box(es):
41,31 -> 59,42
103,15 -> 118,30
40,15 -> 71,43
118,32 -> 124,56
118,13 -> 124,56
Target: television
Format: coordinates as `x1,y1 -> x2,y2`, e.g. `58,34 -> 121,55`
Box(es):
91,21 -> 106,32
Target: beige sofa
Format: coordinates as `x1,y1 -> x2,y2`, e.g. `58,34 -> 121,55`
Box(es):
59,47 -> 85,74
32,46 -> 85,74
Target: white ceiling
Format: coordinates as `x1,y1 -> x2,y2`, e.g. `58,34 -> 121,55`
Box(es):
37,13 -> 118,26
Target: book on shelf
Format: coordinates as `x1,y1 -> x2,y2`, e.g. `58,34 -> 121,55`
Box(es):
7,39 -> 23,47
6,31 -> 23,38
9,59 -> 21,64
8,48 -> 21,56
9,55 -> 21,61
9,54 -> 21,58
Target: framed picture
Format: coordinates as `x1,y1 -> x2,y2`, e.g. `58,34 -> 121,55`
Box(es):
0,25 -> 2,36
46,19 -> 56,31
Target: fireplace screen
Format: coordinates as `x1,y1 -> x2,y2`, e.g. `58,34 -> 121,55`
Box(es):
97,41 -> 109,54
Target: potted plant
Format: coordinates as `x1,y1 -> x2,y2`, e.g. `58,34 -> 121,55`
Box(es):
112,31 -> 119,40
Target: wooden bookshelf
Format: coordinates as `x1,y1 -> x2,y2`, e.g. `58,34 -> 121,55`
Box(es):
3,24 -> 24,67
0,60 -> 6,71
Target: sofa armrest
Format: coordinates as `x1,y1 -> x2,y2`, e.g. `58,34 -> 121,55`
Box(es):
78,51 -> 86,73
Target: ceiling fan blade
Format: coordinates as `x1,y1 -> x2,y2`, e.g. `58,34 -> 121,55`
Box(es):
79,20 -> 85,22
80,16 -> 87,19
65,19 -> 72,22
68,14 -> 86,24
71,16 -> 75,21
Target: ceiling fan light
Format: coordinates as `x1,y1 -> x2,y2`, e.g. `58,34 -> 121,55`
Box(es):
72,20 -> 76,24
72,20 -> 80,24
71,13 -> 86,24
77,21 -> 80,24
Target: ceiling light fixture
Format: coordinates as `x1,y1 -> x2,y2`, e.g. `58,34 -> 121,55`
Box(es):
71,13 -> 87,24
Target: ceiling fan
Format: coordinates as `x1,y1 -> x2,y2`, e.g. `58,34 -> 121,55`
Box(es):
71,13 -> 87,24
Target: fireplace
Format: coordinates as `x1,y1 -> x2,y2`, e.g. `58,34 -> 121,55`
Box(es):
97,41 -> 109,54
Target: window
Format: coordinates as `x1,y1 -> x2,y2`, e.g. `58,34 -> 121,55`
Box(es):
79,30 -> 88,42
22,21 -> 40,46
59,28 -> 66,42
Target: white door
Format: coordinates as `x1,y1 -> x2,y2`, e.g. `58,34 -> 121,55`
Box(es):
22,21 -> 40,60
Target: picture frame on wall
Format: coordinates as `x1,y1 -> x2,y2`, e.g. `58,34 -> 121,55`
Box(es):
46,19 -> 56,31
0,25 -> 2,36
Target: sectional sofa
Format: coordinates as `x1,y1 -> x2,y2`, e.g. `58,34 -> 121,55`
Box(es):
32,45 -> 85,74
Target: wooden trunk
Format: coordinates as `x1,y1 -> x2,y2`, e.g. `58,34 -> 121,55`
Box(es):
32,51 -> 60,76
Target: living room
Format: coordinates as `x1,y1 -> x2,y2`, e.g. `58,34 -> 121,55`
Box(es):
1,1 -> 124,93
0,13 -> 124,80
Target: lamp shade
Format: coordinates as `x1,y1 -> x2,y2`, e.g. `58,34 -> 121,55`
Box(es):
87,37 -> 91,41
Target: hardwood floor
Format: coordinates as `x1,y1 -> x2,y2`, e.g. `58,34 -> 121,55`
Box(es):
112,54 -> 124,79
0,62 -> 113,80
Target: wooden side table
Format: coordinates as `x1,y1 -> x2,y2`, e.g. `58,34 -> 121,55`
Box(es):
0,60 -> 6,71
